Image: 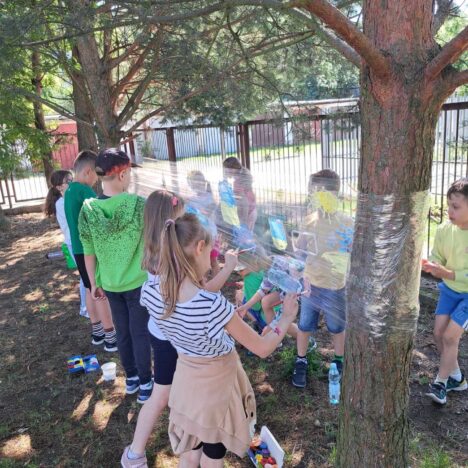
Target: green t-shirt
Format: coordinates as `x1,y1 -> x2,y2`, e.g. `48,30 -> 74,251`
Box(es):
78,192 -> 147,292
64,182 -> 96,254
243,270 -> 265,312
430,221 -> 468,293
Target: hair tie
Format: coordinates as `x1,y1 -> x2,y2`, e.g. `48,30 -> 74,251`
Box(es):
165,219 -> 175,229
172,196 -> 178,206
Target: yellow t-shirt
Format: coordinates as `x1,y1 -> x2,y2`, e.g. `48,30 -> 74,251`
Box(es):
429,221 -> 468,293
301,211 -> 354,290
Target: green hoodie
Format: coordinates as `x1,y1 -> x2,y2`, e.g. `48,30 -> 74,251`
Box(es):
78,192 -> 147,292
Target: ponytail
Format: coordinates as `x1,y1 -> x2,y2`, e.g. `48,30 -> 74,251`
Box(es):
44,170 -> 72,217
158,213 -> 211,318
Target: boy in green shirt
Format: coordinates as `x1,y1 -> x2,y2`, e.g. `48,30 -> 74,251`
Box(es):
65,150 -> 117,352
79,148 -> 152,403
423,178 -> 468,404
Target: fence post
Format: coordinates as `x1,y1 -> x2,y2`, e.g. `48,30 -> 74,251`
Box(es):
238,123 -> 251,170
166,128 -> 177,163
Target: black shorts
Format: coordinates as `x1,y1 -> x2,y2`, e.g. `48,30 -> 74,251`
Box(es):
74,253 -> 91,290
150,334 -> 178,385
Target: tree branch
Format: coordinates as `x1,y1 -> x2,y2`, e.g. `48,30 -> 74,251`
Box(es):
426,25 -> 468,80
432,0 -> 457,35
445,68 -> 468,91
9,88 -> 94,128
286,8 -> 359,67
293,0 -> 390,77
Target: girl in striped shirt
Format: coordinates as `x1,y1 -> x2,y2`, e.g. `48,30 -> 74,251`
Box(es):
141,213 -> 298,467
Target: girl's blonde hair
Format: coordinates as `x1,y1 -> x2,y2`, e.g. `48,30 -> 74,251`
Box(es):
159,213 -> 211,318
142,190 -> 185,274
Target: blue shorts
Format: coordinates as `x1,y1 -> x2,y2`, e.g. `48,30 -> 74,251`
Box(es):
435,282 -> 468,331
298,285 -> 346,334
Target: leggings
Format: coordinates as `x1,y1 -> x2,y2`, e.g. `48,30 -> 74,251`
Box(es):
193,442 -> 227,459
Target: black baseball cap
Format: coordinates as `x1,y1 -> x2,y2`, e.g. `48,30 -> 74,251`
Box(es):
95,148 -> 141,176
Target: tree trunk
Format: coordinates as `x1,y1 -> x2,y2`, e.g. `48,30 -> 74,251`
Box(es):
336,1 -> 454,466
71,47 -> 98,152
31,50 -> 54,186
74,33 -> 123,149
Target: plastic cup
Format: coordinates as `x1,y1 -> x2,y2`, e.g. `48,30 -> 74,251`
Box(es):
101,362 -> 117,381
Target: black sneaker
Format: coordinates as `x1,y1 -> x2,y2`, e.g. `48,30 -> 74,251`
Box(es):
91,334 -> 105,345
104,340 -> 118,352
292,358 -> 308,388
425,382 -> 447,405
446,374 -> 468,392
331,359 -> 343,376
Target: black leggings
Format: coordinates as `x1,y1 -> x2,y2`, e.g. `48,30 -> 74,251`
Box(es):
193,442 -> 227,460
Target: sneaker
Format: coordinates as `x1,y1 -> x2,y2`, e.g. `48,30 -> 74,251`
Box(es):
121,446 -> 148,468
137,381 -> 153,404
331,359 -> 343,376
425,382 -> 447,404
446,374 -> 468,392
91,334 -> 105,345
292,358 -> 308,388
104,340 -> 118,352
126,377 -> 140,395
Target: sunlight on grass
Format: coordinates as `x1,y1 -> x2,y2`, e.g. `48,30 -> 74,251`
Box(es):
72,392 -> 93,421
0,434 -> 33,459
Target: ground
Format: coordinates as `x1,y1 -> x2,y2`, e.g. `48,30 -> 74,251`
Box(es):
0,214 -> 466,468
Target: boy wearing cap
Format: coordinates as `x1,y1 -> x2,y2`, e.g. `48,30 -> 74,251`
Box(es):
78,148 -> 153,403
65,150 -> 117,352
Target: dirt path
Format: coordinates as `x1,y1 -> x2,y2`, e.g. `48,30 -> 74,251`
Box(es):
0,214 -> 466,467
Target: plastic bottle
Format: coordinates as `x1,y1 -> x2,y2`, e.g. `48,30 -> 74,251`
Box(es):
267,268 -> 302,294
329,362 -> 340,405
46,251 -> 64,259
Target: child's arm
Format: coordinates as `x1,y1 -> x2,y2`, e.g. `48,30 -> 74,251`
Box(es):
236,291 -> 264,317
204,249 -> 238,292
84,254 -> 106,300
226,293 -> 299,358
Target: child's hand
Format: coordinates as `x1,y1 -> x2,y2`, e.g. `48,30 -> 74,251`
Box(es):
224,249 -> 239,271
261,325 -> 272,336
423,261 -> 455,280
236,304 -> 247,318
91,286 -> 106,301
282,293 -> 299,321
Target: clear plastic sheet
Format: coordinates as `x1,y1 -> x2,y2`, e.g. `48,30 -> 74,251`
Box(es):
129,159 -> 427,336
346,191 -> 429,338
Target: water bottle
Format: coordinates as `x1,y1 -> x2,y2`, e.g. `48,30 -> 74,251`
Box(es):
329,362 -> 340,405
267,268 -> 302,294
45,251 -> 64,259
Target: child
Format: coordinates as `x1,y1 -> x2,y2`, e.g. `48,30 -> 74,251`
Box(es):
139,213 -> 298,467
236,249 -> 300,338
223,157 -> 257,230
122,190 -> 184,466
423,178 -> 468,405
187,170 -> 220,275
292,169 -> 353,388
65,150 -> 117,351
44,170 -> 88,318
79,148 -> 152,403
122,192 -> 243,467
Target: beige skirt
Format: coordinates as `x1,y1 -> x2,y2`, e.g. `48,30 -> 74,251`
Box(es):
168,350 -> 256,457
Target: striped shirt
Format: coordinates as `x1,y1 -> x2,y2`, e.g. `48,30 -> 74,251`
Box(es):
140,276 -> 235,357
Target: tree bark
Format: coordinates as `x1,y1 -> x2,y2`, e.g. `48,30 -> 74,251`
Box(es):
31,50 -> 55,186
336,1 -> 455,466
71,47 -> 98,152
